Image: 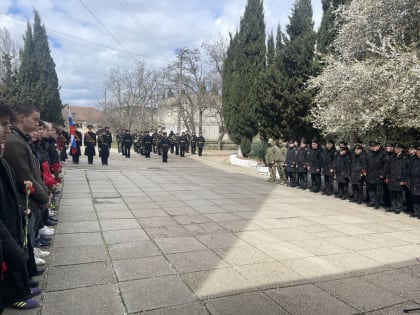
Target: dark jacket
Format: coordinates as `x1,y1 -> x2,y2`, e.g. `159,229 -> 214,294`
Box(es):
295,146 -> 310,173
350,151 -> 367,184
285,146 -> 296,172
4,127 -> 49,209
309,147 -> 322,174
322,147 -> 336,176
408,157 -> 420,195
366,149 -> 385,184
335,152 -> 351,183
387,153 -> 407,191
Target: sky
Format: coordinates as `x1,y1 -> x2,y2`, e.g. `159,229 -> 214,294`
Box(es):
0,0 -> 322,108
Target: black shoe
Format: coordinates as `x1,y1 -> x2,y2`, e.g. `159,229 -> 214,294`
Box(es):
28,278 -> 39,288
36,267 -> 46,276
394,210 -> 401,214
46,219 -> 57,226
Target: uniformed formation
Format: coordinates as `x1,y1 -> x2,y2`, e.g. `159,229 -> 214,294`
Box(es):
116,129 -> 205,163
266,138 -> 420,218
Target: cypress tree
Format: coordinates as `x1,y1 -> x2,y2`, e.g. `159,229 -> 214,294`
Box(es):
317,0 -> 351,54
222,0 -> 266,155
17,11 -> 63,123
278,0 -> 317,140
0,53 -> 18,106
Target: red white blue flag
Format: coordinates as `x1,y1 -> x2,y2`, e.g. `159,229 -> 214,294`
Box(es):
68,107 -> 77,155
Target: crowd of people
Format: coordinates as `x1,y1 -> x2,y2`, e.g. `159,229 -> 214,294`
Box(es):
0,102 -> 64,312
116,129 -> 205,162
266,137 -> 420,217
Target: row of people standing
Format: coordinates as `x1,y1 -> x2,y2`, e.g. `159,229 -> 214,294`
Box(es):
1,103 -> 64,311
56,124 -> 112,166
117,129 -> 205,163
268,137 -> 420,218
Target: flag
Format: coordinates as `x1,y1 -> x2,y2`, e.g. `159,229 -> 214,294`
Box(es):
68,107 -> 77,155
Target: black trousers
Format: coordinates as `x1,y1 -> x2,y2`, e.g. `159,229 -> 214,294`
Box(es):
124,142 -> 132,158
310,173 -> 321,192
367,183 -> 383,207
324,175 -> 334,194
390,190 -> 403,212
352,183 -> 364,203
162,148 -> 168,162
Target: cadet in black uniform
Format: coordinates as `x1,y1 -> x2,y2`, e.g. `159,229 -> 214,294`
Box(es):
160,132 -> 170,163
70,124 -> 82,164
197,132 -> 205,156
366,141 -> 385,209
335,145 -> 351,199
179,132 -> 187,157
322,140 -> 336,195
407,144 -> 420,218
350,144 -> 367,204
387,143 -> 407,214
84,125 -> 96,164
123,130 -> 133,158
295,138 -> 310,189
142,131 -> 152,158
309,139 -> 322,193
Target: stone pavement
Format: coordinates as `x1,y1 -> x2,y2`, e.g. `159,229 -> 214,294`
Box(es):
5,150 -> 420,315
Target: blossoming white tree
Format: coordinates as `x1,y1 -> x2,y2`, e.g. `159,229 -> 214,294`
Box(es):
309,0 -> 419,138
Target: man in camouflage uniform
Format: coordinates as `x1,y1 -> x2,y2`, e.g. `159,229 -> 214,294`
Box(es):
265,138 -> 281,182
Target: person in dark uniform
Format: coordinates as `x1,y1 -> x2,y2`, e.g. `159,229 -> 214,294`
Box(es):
185,132 -> 190,153
56,125 -> 69,162
174,133 -> 180,155
382,143 -> 394,209
350,144 -> 367,204
160,132 -> 170,163
123,130 -> 133,158
285,140 -> 297,187
152,131 -> 158,154
335,145 -> 351,199
84,125 -> 96,164
190,133 -> 197,155
157,131 -> 163,156
366,141 -> 385,209
387,143 -> 407,214
142,131 -> 152,158
322,140 -> 336,195
309,139 -> 322,193
197,132 -> 205,156
405,143 -> 417,214
169,131 -> 175,154
98,129 -> 110,165
407,144 -> 420,218
70,124 -> 82,164
295,138 -> 310,189
179,132 -> 187,157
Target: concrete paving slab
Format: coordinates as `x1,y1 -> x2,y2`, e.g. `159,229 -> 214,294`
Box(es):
162,207 -> 199,215
234,261 -> 305,289
196,232 -> 248,249
57,210 -> 97,222
255,242 -> 314,261
360,269 -> 420,300
96,210 -> 134,220
214,245 -> 275,266
154,236 -> 207,254
204,213 -> 242,222
206,291 -> 288,315
137,216 -> 179,228
266,283 -> 358,315
108,240 -> 161,260
173,214 -> 212,225
358,247 -> 417,268
99,218 -> 141,231
143,303 -> 209,315
42,284 -> 124,315
290,238 -> 350,256
55,220 -> 100,234
317,276 -> 406,312
113,255 -> 176,281
119,275 -> 196,313
145,225 -> 191,239
166,249 -> 230,273
183,222 -> 227,236
181,268 -> 253,299
46,261 -> 115,291
51,244 -> 108,266
53,232 -> 103,248
364,302 -> 420,315
132,209 -> 168,217
102,228 -> 149,244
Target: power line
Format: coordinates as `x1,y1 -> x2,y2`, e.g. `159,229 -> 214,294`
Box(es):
119,0 -> 153,42
0,12 -> 172,64
78,0 -> 141,63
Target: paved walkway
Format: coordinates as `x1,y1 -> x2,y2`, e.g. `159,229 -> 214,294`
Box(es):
5,150 -> 420,315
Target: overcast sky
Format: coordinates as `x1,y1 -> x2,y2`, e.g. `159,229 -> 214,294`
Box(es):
0,0 -> 322,108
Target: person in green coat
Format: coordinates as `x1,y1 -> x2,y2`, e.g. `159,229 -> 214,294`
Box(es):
265,138 -> 282,182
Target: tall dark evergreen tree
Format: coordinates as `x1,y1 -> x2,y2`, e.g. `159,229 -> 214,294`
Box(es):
17,11 -> 63,123
317,0 -> 351,54
222,0 -> 266,155
0,53 -> 18,106
278,0 -> 317,140
255,26 -> 285,141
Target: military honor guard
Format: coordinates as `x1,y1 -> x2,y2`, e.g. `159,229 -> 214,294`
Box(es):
84,125 -> 96,164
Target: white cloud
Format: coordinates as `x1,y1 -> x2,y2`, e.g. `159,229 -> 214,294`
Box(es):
0,0 -> 322,107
